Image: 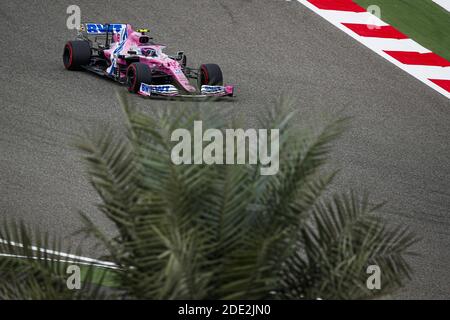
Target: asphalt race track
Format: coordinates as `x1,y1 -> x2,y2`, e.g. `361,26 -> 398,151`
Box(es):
1,0 -> 449,299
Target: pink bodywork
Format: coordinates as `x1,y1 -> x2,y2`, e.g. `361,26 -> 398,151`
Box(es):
103,24 -> 197,93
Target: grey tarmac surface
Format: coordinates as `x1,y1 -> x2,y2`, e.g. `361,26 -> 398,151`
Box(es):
0,0 -> 449,299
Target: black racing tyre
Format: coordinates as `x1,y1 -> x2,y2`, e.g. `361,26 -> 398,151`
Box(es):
63,41 -> 91,70
198,64 -> 223,88
181,54 -> 187,68
126,62 -> 153,93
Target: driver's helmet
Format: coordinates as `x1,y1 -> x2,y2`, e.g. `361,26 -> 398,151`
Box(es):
142,48 -> 157,57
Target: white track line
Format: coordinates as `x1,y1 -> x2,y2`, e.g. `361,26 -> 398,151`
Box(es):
0,253 -> 119,269
433,0 -> 450,12
296,0 -> 450,99
0,238 -> 119,269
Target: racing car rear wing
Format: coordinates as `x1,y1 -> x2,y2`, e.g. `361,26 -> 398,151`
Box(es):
77,23 -> 129,49
79,23 -> 128,34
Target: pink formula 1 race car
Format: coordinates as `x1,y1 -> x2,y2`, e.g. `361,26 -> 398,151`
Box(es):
63,23 -> 235,98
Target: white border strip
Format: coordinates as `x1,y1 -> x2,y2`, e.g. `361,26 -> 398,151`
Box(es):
0,253 -> 119,269
0,238 -> 119,269
433,0 -> 450,12
297,0 -> 450,99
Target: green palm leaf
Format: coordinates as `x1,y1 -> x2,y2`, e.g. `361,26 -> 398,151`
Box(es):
0,94 -> 418,300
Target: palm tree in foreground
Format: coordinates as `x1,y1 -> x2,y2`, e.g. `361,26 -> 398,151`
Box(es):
0,94 -> 417,299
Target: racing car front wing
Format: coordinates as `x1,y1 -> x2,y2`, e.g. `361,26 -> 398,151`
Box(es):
138,83 -> 235,98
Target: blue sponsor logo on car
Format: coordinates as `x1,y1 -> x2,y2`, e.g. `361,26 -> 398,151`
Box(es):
140,83 -> 151,94
201,86 -> 224,92
140,84 -> 178,95
152,85 -> 172,93
86,24 -> 124,34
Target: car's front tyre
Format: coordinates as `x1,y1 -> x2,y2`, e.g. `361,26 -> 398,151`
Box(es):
126,62 -> 153,93
198,64 -> 224,88
63,41 -> 91,70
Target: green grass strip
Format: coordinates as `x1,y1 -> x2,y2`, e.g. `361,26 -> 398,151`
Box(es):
354,0 -> 450,61
79,264 -> 120,288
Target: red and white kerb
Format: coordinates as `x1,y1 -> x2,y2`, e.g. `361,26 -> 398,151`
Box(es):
297,0 -> 450,99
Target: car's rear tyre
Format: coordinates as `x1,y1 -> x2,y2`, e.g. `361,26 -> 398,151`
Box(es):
126,62 -> 153,93
63,41 -> 91,70
198,64 -> 223,88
